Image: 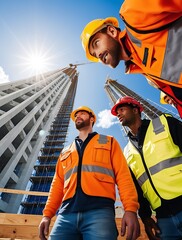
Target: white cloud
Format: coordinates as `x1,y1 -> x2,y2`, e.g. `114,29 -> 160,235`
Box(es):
0,66 -> 10,84
96,109 -> 119,129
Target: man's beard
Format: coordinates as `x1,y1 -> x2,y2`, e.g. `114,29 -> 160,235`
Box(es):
75,118 -> 90,130
109,38 -> 122,68
121,117 -> 135,128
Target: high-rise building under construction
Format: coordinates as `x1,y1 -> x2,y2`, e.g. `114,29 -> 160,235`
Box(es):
0,66 -> 78,214
1,73 -> 179,215
104,78 -> 180,120
104,77 -> 181,146
104,78 -> 163,119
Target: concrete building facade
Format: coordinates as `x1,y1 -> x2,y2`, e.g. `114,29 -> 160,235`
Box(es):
0,66 -> 78,213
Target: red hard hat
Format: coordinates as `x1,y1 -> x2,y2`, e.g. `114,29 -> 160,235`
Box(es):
111,96 -> 143,116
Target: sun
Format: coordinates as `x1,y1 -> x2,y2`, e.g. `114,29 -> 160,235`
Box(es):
26,53 -> 48,73
18,43 -> 55,77
23,49 -> 52,75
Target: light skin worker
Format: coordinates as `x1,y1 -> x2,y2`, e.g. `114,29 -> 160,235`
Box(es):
39,108 -> 140,240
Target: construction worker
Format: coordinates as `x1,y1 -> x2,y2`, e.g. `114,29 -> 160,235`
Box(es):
38,106 -> 140,240
111,96 -> 182,240
80,0 -> 182,118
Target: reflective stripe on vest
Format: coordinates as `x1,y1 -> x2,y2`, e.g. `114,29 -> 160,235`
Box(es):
97,134 -> 109,144
141,115 -> 182,185
64,164 -> 115,182
152,117 -> 165,134
138,156 -> 182,187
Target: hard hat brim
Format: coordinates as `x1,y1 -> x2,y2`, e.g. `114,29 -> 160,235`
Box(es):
71,106 -> 96,122
111,102 -> 123,116
111,97 -> 143,116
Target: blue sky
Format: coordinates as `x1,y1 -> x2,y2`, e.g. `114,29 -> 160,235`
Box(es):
0,0 -> 178,148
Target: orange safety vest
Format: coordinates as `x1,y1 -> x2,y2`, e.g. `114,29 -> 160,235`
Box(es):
43,134 -> 139,218
60,134 -> 116,201
119,0 -> 182,116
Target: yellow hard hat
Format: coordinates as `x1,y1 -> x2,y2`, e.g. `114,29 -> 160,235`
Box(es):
80,17 -> 119,62
71,106 -> 96,123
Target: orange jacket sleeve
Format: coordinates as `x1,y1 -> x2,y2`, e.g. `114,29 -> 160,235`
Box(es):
120,0 -> 182,32
43,156 -> 64,218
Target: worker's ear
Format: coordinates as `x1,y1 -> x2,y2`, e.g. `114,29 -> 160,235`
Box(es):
133,108 -> 139,115
90,116 -> 94,123
107,25 -> 118,38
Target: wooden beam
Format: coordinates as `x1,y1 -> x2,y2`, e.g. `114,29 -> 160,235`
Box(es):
0,188 -> 49,196
0,213 -> 148,240
0,188 -> 122,200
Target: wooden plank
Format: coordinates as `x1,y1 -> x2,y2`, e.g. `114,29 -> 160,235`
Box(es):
0,214 -> 148,240
0,190 -> 121,200
0,213 -> 41,225
0,238 -> 12,240
0,214 -> 55,239
0,188 -> 49,196
0,226 -> 39,240
0,214 -> 55,226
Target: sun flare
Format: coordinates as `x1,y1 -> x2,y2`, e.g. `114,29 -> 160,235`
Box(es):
27,53 -> 48,72
24,50 -> 51,75
18,43 -> 55,76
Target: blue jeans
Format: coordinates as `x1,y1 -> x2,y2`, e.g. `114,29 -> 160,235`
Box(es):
49,208 -> 118,240
157,210 -> 182,240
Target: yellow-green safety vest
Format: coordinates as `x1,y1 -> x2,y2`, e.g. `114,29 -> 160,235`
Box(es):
124,115 -> 182,210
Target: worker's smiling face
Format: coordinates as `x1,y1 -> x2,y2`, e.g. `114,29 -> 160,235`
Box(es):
74,111 -> 91,129
89,27 -> 122,68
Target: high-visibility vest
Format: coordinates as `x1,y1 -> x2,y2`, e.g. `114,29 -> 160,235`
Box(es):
121,17 -> 182,86
120,0 -> 182,87
60,134 -> 117,201
119,1 -> 182,116
124,115 -> 182,209
43,134 -> 139,218
121,24 -> 182,117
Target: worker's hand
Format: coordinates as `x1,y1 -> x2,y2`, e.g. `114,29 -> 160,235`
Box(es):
121,211 -> 140,240
38,216 -> 51,240
142,217 -> 160,240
